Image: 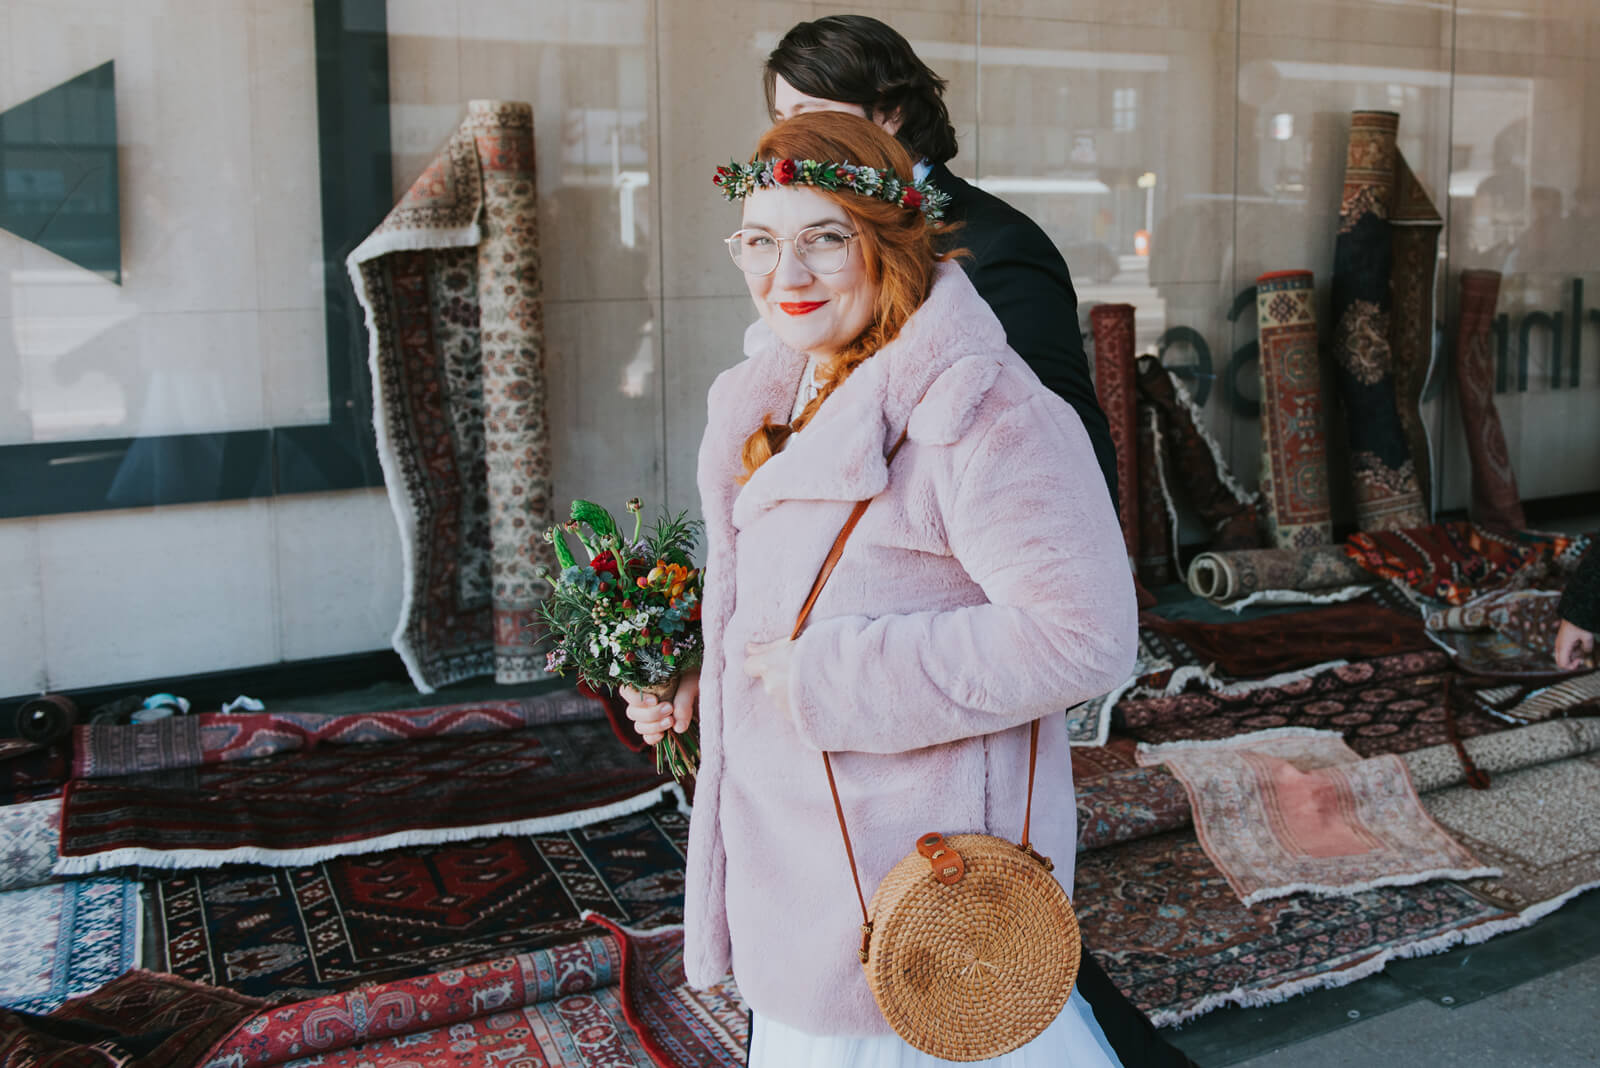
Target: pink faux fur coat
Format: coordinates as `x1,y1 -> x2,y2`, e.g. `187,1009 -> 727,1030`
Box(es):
685,262 -> 1137,1036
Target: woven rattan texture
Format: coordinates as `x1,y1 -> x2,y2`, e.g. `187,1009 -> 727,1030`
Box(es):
863,833 -> 1081,1061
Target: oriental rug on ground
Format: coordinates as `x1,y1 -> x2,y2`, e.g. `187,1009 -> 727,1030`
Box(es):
1075,828 -> 1512,1026
201,935 -> 624,1067
348,99 -> 555,692
587,915 -> 748,1068
0,876 -> 141,1015
1255,270 -> 1332,547
57,720 -> 675,873
1115,650 -> 1514,756
0,970 -> 266,1068
1137,730 -> 1494,906
1424,753 -> 1600,920
153,800 -> 687,1003
72,690 -> 600,779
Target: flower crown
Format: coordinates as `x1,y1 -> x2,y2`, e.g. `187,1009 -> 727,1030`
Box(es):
713,157 -> 951,222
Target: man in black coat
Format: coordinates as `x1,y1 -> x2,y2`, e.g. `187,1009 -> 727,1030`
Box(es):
766,16 -> 1120,513
763,16 -> 1194,1068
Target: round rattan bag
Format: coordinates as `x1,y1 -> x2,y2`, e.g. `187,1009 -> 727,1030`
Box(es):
863,831 -> 1081,1061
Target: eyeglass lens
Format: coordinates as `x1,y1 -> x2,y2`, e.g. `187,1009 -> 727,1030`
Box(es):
728,226 -> 853,275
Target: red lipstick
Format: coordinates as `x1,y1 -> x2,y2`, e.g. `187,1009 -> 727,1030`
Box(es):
779,301 -> 827,315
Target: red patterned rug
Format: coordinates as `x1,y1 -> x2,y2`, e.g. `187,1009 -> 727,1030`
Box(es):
73,690 -> 599,779
587,915 -> 747,1068
153,799 -> 688,1003
1255,270 -> 1333,547
204,935 -> 624,1067
58,720 -> 675,873
1116,650 -> 1514,756
1075,829 -> 1512,1027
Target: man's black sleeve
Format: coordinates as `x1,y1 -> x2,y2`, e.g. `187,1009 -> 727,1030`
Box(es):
962,218 -> 1120,512
1560,544 -> 1600,632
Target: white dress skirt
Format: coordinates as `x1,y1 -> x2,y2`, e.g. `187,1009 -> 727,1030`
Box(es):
748,989 -> 1126,1068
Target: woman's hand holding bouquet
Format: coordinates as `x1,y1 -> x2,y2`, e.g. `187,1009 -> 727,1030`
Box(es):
539,498 -> 704,781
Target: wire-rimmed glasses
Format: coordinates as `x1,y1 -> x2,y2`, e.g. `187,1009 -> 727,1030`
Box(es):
724,225 -> 859,276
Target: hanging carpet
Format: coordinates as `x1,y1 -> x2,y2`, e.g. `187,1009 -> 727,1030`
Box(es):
347,99 -> 555,692
1451,269 -> 1526,529
1328,111 -> 1430,531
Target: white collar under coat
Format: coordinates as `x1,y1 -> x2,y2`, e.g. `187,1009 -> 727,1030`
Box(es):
716,261 -> 1014,529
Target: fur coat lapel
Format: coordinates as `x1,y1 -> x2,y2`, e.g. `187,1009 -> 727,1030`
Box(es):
725,262 -> 1010,528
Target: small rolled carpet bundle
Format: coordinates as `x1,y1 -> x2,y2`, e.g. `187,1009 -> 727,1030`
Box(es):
1186,545 -> 1369,605
1329,111 -> 1429,532
1256,271 -> 1333,548
1091,303 -> 1140,563
1135,356 -> 1261,551
1452,269 -> 1525,530
1387,154 -> 1444,506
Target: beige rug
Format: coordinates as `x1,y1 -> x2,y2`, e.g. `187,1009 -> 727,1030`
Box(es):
1139,728 -> 1494,906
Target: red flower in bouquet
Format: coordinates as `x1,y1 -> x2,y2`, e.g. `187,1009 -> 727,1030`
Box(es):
591,550 -> 619,576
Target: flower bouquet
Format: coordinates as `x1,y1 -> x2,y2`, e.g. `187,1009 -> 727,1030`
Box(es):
540,498 -> 703,782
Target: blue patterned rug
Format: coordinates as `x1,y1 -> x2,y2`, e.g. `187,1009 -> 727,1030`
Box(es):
0,876 -> 141,1013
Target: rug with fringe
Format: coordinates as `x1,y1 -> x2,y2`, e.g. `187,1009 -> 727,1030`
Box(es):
152,799 -> 687,1003
72,689 -> 601,779
200,934 -> 629,1067
1075,828 -> 1512,1027
57,719 -> 673,874
1115,650 -> 1515,756
1136,729 -> 1495,906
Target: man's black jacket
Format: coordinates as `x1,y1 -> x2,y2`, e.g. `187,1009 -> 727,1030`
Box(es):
928,161 -> 1119,512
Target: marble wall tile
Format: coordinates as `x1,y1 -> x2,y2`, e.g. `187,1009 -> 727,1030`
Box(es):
1231,35 -> 1450,288
544,297 -> 667,522
457,0 -> 660,305
1237,0 -> 1447,48
261,307 -> 331,427
274,489 -> 402,661
978,17 -> 1237,289
660,294 -> 761,519
37,500 -> 280,690
1454,0 -> 1591,60
248,0 -> 324,313
656,0 -> 812,301
982,0 -> 1235,32
0,521 -> 46,697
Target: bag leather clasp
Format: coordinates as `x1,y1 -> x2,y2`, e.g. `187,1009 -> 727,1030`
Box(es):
916,832 -> 966,885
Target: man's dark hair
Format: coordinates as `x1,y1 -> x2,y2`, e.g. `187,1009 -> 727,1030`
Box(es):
763,15 -> 959,165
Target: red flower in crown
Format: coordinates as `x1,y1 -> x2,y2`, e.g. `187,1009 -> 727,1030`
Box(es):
902,189 -> 924,209
772,159 -> 797,185
713,166 -> 729,186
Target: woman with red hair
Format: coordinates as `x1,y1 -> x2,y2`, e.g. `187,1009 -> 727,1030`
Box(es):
625,112 -> 1135,1065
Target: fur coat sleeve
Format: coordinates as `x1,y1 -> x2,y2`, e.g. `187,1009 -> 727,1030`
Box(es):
786,378 -> 1136,754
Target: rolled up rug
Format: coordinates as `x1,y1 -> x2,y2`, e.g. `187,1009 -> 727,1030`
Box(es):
1091,303 -> 1140,564
1256,270 -> 1333,547
1452,269 -> 1525,530
1329,111 -> 1429,531
1186,545 -> 1370,605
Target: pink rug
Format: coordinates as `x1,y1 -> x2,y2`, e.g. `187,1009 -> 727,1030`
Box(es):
1138,729 -> 1496,905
